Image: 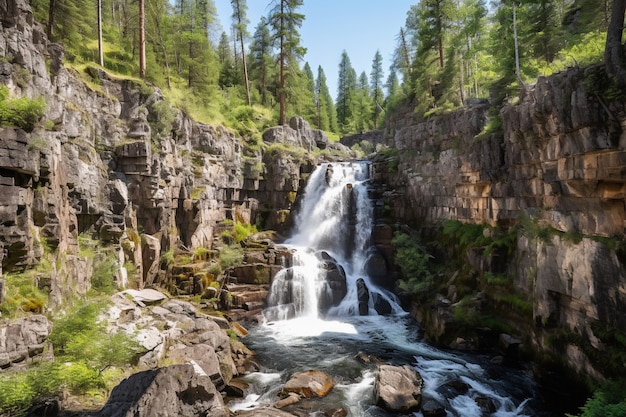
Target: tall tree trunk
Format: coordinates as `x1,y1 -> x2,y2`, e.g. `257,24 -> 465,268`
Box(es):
239,32 -> 251,105
513,2 -> 523,86
438,36 -> 444,68
604,0 -> 626,87
46,0 -> 55,40
278,0 -> 286,125
98,0 -> 104,67
138,0 -> 146,78
399,28 -> 412,76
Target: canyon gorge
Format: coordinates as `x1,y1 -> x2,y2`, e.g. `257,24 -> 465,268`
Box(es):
1,0 -> 625,415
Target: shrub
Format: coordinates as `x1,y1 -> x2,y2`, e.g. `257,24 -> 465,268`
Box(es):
219,244 -> 244,268
391,232 -> 435,300
567,380 -> 626,417
0,85 -> 46,132
234,222 -> 257,243
0,272 -> 49,318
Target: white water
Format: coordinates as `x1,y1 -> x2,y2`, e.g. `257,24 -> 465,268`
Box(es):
266,161 -> 402,320
231,162 -> 541,416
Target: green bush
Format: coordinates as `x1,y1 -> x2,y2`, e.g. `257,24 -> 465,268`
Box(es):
0,85 -> 46,132
219,244 -> 244,268
567,380 -> 626,417
391,232 -> 435,300
234,222 -> 257,243
91,254 -> 118,294
0,272 -> 49,318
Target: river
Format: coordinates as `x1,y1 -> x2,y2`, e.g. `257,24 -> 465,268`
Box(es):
228,161 -> 549,416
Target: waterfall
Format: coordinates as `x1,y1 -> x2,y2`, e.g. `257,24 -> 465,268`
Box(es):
264,161 -> 402,321
235,161 -> 541,417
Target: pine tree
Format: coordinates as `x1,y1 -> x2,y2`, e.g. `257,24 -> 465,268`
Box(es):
384,68 -> 403,115
217,31 -> 238,88
315,66 -> 338,132
290,62 -> 316,124
231,0 -> 251,105
269,0 -> 306,125
353,71 -> 373,132
249,17 -> 275,106
370,50 -> 385,128
336,50 -> 357,134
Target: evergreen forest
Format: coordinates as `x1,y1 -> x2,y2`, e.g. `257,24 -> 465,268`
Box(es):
26,0 -> 621,139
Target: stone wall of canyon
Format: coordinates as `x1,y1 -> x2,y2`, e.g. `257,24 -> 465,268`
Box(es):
377,67 -> 626,379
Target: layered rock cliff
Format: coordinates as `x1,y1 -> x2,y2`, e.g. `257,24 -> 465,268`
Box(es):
0,0 -> 344,303
377,67 -> 626,380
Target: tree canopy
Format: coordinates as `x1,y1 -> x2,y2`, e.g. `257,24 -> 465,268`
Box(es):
27,0 -> 626,136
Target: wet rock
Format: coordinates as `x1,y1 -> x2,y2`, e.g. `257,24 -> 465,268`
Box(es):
224,378 -> 249,397
476,395 -> 497,413
372,292 -> 392,315
275,392 -> 301,408
356,278 -> 370,316
374,364 -> 423,413
499,333 -> 521,361
421,399 -> 446,417
233,407 -> 298,417
324,408 -> 347,417
282,370 -> 336,398
316,251 -> 347,314
98,364 -> 227,417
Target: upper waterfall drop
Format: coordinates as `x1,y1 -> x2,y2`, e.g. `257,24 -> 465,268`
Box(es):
264,161 -> 403,321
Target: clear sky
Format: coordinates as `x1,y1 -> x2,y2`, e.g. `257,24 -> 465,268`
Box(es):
213,0 -> 416,100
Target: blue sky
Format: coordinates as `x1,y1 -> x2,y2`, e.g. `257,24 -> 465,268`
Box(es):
213,0 -> 416,99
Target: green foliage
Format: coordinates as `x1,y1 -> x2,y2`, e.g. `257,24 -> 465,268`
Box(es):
219,244 -> 244,268
234,222 -> 258,243
519,213 -> 555,242
160,249 -> 175,267
442,219 -> 489,249
0,85 -> 46,132
567,380 -> 626,417
391,232 -> 435,300
49,301 -> 141,374
0,272 -> 49,318
0,300 -> 140,415
90,254 -> 118,295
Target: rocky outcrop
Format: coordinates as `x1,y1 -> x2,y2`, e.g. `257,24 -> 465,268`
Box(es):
374,364 -> 423,413
0,0 -> 335,300
378,65 -> 626,380
281,370 -> 335,398
340,130 -> 385,149
98,364 -> 227,417
0,315 -> 51,369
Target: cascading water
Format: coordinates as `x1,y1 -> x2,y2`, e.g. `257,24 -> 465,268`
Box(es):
229,161 -> 545,417
264,161 -> 402,321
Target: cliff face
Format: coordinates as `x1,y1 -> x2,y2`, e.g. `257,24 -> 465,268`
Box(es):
379,67 -> 626,378
0,0 -> 330,302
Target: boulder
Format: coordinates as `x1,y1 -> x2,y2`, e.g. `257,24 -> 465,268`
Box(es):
98,364 -> 227,417
356,278 -> 370,316
372,292 -> 392,315
281,370 -> 335,398
233,407 -> 297,417
374,365 -> 423,413
422,399 -> 446,417
0,315 -> 51,368
316,251 -> 347,314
